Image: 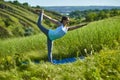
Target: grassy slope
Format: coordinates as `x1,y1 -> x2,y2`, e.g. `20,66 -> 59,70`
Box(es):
0,1 -> 38,37
0,1 -> 62,38
0,15 -> 120,80
0,1 -> 120,79
0,16 -> 120,59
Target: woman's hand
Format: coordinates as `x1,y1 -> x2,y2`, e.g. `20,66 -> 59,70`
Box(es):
41,9 -> 44,13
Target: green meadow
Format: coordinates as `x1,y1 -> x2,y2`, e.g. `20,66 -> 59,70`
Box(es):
0,16 -> 120,80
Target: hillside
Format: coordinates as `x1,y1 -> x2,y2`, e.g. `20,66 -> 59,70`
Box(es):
0,1 -> 62,38
0,16 -> 120,80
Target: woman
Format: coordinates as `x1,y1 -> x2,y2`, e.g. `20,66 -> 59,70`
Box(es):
37,10 -> 88,63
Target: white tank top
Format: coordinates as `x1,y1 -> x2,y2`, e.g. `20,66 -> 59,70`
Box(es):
48,24 -> 68,40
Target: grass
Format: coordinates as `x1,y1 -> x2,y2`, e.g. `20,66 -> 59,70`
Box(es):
0,34 -> 46,56
0,1 -> 63,38
0,16 -> 120,80
0,16 -> 120,59
0,49 -> 120,80
54,16 -> 120,58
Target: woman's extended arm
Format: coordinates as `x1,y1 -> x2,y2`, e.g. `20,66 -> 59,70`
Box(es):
43,14 -> 61,26
68,22 -> 89,31
36,9 -> 60,26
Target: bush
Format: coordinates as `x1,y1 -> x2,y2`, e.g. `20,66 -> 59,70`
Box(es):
0,26 -> 10,38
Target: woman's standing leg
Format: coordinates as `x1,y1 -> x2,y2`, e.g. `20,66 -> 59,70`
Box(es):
47,37 -> 53,62
37,12 -> 53,62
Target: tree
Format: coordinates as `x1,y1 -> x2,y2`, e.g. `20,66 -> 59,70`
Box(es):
36,5 -> 41,8
22,2 -> 29,7
85,12 -> 97,21
13,0 -> 20,5
110,9 -> 120,16
98,11 -> 106,19
0,0 -> 4,2
69,10 -> 81,19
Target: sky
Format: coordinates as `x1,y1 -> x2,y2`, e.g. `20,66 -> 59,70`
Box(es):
5,0 -> 120,6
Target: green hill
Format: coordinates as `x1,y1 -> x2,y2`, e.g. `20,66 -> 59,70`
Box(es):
0,15 -> 120,58
0,1 -> 62,38
0,1 -> 120,80
0,15 -> 120,80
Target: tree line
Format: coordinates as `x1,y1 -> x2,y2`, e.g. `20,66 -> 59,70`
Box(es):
69,9 -> 120,22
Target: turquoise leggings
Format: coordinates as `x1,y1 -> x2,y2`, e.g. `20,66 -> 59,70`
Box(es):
37,13 -> 53,62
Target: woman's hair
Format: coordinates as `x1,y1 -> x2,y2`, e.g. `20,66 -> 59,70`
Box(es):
60,16 -> 69,23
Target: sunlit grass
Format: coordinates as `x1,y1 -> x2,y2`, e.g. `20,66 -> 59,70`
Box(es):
54,16 -> 120,58
0,16 -> 120,60
0,34 -> 46,56
0,49 -> 119,80
0,16 -> 120,80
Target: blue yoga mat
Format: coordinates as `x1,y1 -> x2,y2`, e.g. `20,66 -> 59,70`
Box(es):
53,57 -> 76,64
22,56 -> 85,64
53,56 -> 85,64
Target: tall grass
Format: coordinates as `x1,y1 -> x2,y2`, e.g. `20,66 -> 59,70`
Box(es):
54,16 -> 120,58
0,49 -> 119,80
0,16 -> 120,60
0,16 -> 120,80
0,33 -> 46,56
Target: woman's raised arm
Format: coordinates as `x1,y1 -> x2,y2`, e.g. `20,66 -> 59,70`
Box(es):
36,9 -> 61,26
43,14 -> 61,26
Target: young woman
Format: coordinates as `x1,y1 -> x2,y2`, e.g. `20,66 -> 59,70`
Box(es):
37,10 -> 88,63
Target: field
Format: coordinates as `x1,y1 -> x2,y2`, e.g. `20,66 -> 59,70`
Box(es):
0,16 -> 120,80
